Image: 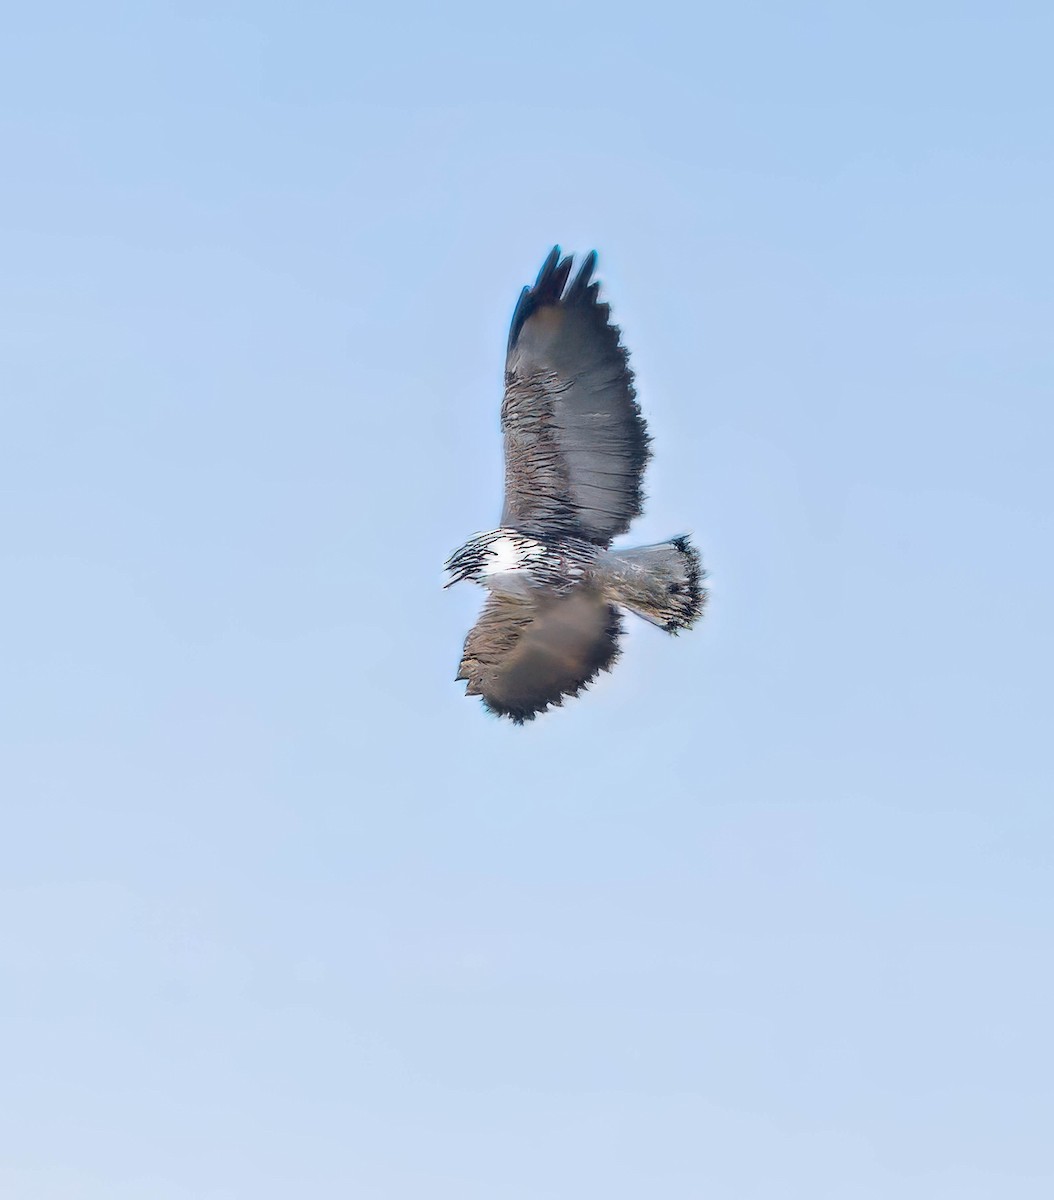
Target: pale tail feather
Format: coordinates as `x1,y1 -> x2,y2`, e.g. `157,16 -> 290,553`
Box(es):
599,537 -> 706,632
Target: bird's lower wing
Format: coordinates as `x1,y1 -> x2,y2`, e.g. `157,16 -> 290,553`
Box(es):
456,589 -> 622,723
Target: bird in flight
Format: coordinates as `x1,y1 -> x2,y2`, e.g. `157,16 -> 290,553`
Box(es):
446,246 -> 706,722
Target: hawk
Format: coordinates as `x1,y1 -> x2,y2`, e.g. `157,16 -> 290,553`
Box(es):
446,247 -> 706,722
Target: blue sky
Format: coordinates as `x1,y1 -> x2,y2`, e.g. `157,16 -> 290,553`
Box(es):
2,3 -> 1052,1197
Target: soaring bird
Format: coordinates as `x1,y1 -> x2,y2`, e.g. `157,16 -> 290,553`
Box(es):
446,247 -> 706,722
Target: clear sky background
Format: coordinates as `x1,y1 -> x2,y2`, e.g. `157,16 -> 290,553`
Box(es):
2,3 -> 1052,1197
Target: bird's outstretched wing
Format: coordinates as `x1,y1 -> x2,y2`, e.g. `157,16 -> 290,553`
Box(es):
501,248 -> 650,546
456,588 -> 622,722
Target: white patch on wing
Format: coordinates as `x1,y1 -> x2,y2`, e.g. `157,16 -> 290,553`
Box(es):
481,534 -> 545,578
481,536 -> 519,576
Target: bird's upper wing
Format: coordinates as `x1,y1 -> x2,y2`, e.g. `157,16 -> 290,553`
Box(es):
500,248 -> 650,546
456,588 -> 622,722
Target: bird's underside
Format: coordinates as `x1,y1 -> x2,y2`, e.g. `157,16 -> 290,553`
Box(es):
447,247 -> 706,723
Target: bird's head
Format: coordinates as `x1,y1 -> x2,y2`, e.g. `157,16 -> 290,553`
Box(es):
444,537 -> 488,587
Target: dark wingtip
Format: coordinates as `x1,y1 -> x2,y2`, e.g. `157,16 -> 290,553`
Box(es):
507,245 -> 578,353
565,250 -> 598,301
535,245 -> 562,287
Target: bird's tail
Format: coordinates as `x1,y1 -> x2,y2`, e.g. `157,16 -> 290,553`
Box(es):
599,536 -> 706,632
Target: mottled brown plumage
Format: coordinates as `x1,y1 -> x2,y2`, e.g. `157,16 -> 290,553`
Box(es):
447,248 -> 705,723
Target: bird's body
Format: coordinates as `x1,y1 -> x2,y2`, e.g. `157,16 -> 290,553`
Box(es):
447,247 -> 706,722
